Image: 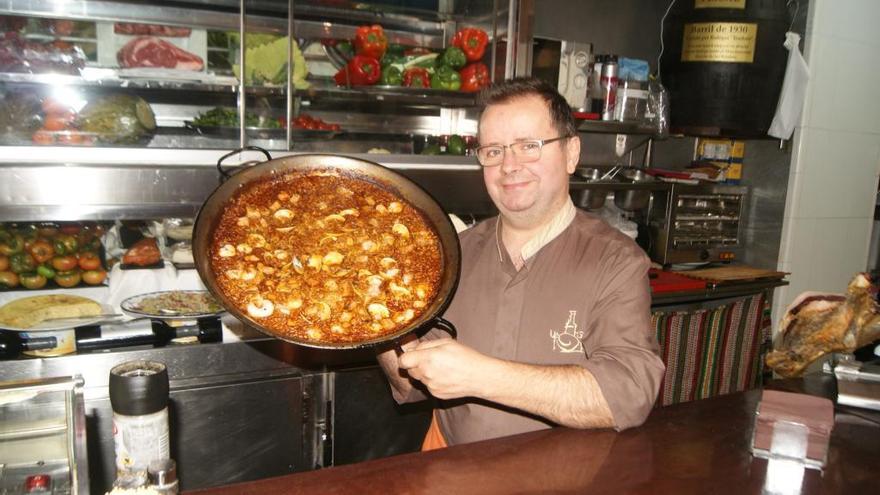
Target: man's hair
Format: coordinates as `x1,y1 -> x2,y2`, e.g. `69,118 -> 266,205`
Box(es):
477,76 -> 578,138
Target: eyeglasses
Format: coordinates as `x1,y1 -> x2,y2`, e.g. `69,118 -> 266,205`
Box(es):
474,136 -> 571,167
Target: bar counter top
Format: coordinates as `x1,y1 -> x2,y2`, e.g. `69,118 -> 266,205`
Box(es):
191,375 -> 879,494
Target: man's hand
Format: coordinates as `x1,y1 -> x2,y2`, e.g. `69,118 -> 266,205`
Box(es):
397,338 -> 488,399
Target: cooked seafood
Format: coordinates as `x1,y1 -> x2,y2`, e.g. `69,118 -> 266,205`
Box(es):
209,170 -> 443,344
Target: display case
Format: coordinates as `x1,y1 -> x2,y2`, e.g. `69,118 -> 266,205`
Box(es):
0,375 -> 89,494
0,0 -> 517,152
0,0 -> 522,222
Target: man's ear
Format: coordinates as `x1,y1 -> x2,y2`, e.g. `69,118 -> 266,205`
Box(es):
565,136 -> 581,174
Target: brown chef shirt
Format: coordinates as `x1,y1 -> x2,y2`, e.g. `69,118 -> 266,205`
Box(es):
397,199 -> 665,446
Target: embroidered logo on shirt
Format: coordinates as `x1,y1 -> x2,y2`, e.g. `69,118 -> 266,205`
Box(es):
550,310 -> 584,353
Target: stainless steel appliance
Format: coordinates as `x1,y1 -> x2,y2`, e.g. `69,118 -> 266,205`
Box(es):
0,376 -> 89,494
648,184 -> 748,265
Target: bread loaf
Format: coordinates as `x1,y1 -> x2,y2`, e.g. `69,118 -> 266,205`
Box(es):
0,294 -> 102,329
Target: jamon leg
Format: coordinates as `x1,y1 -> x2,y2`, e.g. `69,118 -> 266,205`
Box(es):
766,273 -> 880,377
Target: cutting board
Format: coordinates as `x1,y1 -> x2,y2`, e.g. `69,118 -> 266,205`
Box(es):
650,269 -> 708,293
676,265 -> 788,285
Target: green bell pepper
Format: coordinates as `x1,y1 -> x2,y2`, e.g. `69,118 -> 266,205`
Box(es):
446,134 -> 466,155
431,65 -> 462,91
381,44 -> 406,67
421,144 -> 442,155
36,264 -> 56,279
381,65 -> 403,86
336,40 -> 354,58
440,46 -> 466,69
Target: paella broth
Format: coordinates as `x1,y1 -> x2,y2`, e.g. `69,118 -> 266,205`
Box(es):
210,171 -> 443,344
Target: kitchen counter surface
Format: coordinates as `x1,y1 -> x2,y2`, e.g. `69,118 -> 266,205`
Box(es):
190,375 -> 880,494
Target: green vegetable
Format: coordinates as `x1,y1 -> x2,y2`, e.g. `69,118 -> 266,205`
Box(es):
232,36 -> 310,88
75,94 -> 156,144
421,144 -> 442,155
37,264 -> 55,279
9,252 -> 35,274
403,53 -> 439,70
192,107 -> 280,129
431,65 -> 462,91
447,134 -> 466,155
381,51 -> 405,68
380,65 -> 403,86
440,46 -> 466,69
336,40 -> 354,58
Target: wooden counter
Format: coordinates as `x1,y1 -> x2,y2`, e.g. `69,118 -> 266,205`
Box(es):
191,375 -> 880,494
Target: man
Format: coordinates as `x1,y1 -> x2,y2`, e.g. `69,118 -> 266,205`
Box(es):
377,77 -> 665,448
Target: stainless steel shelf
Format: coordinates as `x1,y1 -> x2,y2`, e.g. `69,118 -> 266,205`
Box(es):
0,72 -> 479,107
576,119 -> 657,135
0,0 -> 447,47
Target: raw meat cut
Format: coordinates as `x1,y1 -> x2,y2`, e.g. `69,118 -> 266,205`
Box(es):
765,273 -> 880,377
117,36 -> 203,71
114,23 -> 191,37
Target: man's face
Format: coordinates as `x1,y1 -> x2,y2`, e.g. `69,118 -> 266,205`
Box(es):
478,95 -> 579,227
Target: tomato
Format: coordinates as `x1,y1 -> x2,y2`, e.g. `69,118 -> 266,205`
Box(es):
0,271 -> 19,288
54,269 -> 81,288
51,255 -> 78,272
58,225 -> 82,235
9,252 -> 36,274
0,233 -> 24,255
43,115 -> 70,131
36,225 -> 59,238
56,233 -> 79,252
19,272 -> 48,290
77,251 -> 102,271
32,130 -> 55,145
0,254 -> 7,271
28,239 -> 55,264
41,96 -> 72,116
56,132 -> 83,145
81,269 -> 107,285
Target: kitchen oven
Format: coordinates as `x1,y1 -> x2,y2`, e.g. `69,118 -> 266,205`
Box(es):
647,183 -> 748,265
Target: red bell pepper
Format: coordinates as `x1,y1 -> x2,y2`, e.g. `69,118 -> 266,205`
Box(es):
452,27 -> 488,62
334,55 -> 381,86
354,24 -> 387,59
402,67 -> 431,88
459,62 -> 490,93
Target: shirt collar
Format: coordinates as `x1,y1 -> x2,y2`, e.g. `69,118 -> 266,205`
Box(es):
495,197 -> 577,263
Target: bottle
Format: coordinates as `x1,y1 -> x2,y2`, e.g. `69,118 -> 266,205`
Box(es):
589,55 -> 605,114
0,331 -> 57,359
600,55 -> 619,121
76,317 -> 222,351
110,360 -> 171,477
0,318 -> 223,360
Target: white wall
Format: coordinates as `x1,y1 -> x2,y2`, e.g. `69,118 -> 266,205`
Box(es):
774,0 -> 880,326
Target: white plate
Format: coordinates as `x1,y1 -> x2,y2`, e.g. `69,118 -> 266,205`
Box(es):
0,303 -> 118,332
121,290 -> 225,320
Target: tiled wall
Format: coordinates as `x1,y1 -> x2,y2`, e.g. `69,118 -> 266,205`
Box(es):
774,0 -> 880,328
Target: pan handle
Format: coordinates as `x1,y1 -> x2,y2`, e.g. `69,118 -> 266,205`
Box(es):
216,146 -> 272,182
394,317 -> 458,356
433,317 -> 458,339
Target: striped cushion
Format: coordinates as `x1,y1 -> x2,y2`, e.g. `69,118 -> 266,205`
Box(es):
652,292 -> 771,406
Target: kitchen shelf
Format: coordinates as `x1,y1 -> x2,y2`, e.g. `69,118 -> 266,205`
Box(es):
0,72 -> 479,107
1,0 -> 448,47
576,119 -> 657,135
